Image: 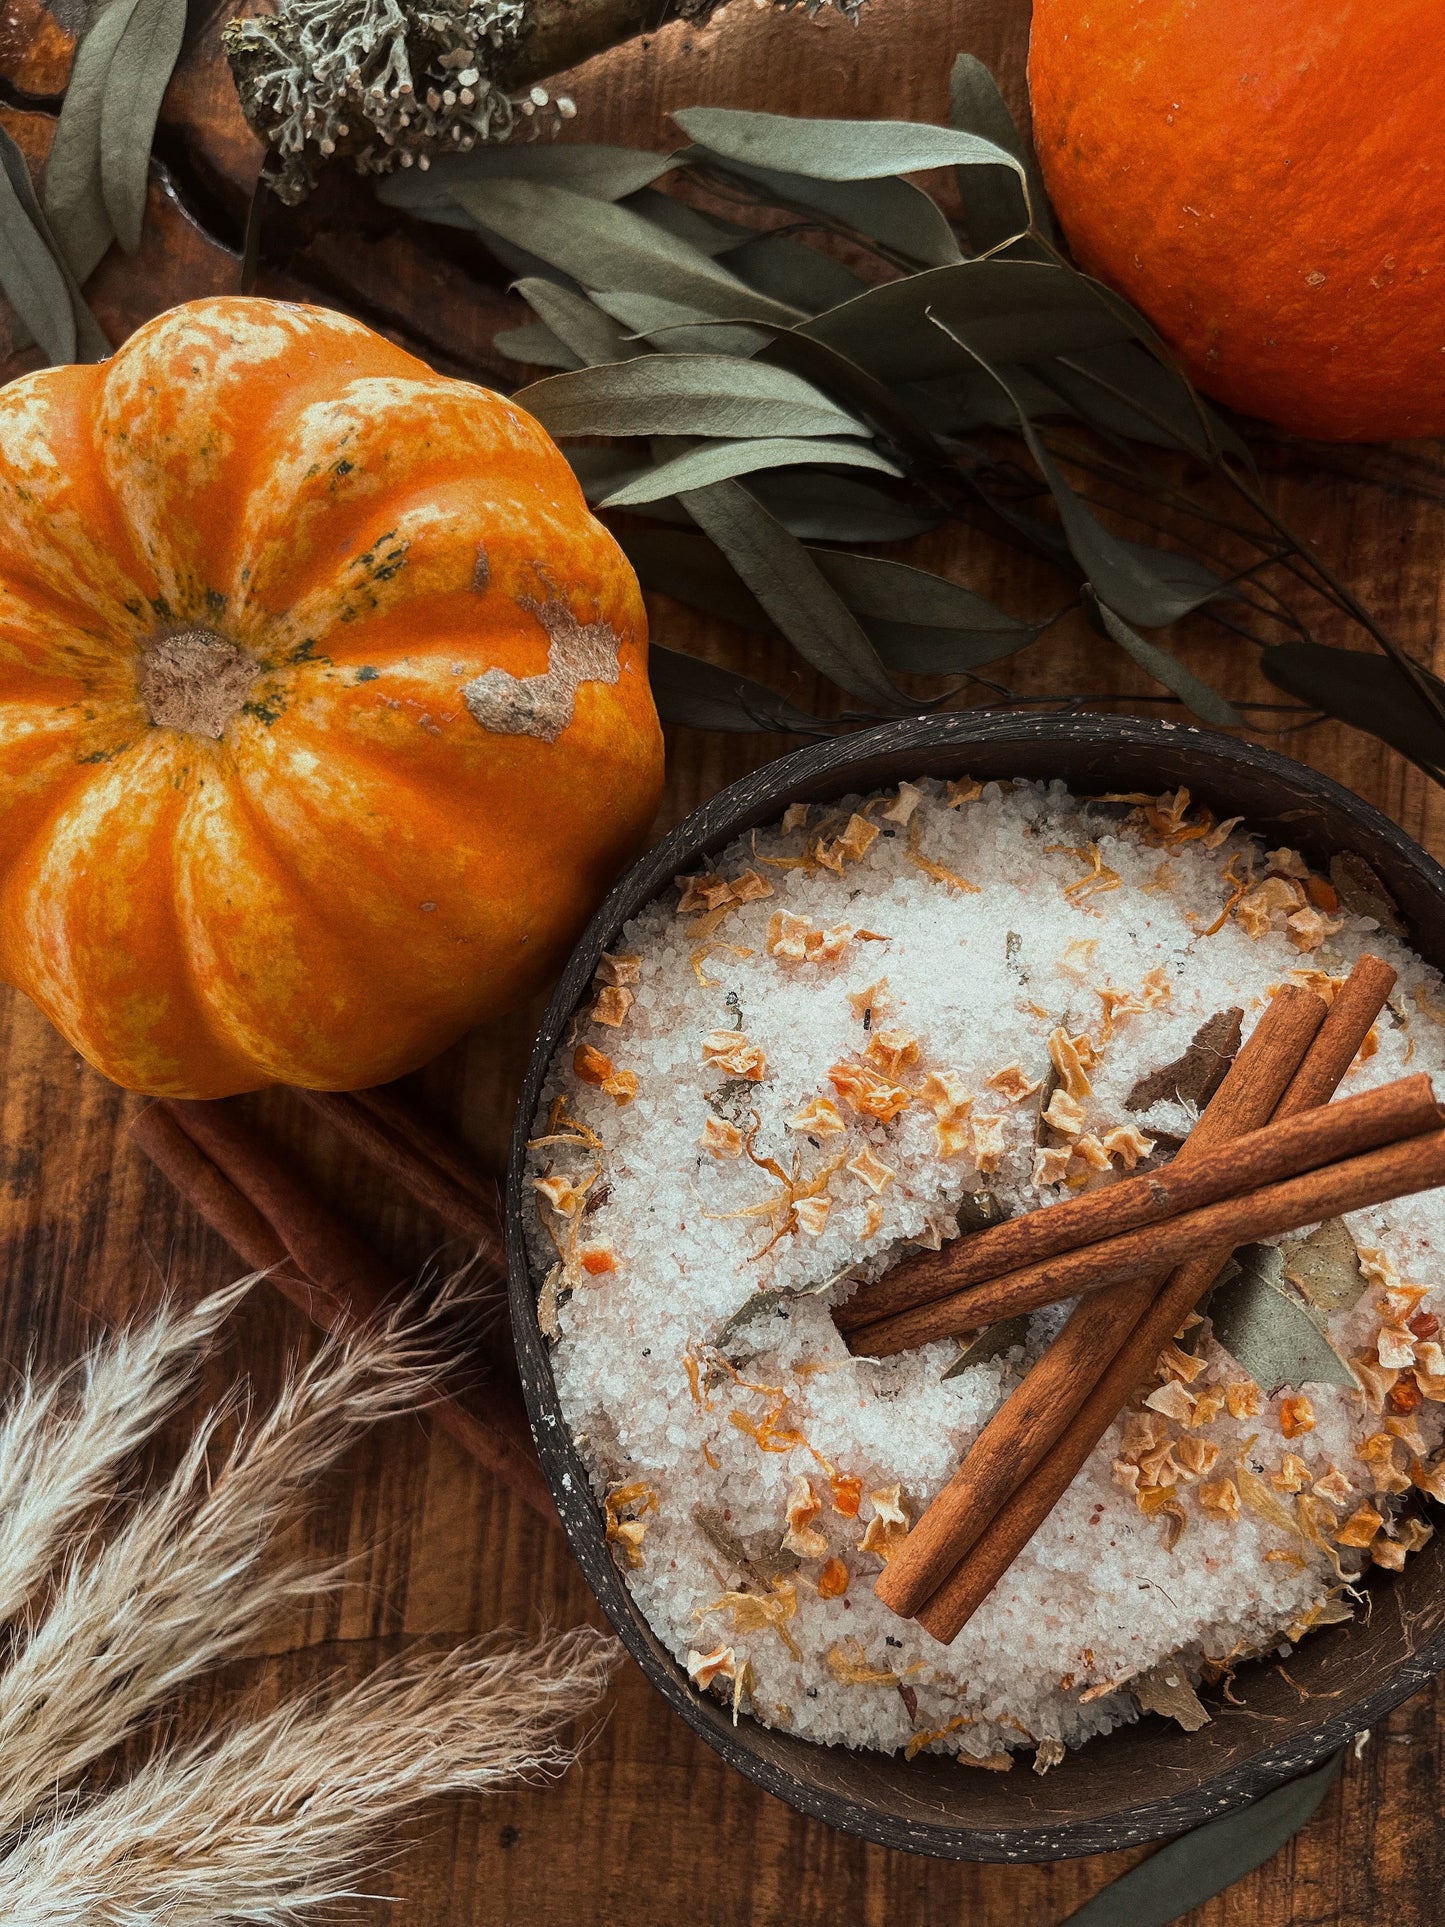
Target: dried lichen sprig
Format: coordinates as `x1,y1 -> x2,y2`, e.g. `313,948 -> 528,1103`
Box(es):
0,1628 -> 618,1924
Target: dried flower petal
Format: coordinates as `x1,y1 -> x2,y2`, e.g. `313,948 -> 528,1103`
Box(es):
593,985 -> 634,1027
847,1145 -> 897,1194
987,1062 -> 1043,1103
1279,1394 -> 1316,1438
817,1557 -> 850,1598
1198,1477 -> 1241,1521
702,1031 -> 766,1080
1335,1504 -> 1384,1549
700,1116 -> 744,1160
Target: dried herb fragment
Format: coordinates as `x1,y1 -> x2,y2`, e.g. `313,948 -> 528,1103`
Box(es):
942,1315 -> 1029,1381
1279,1218 -> 1367,1312
692,1504 -> 800,1584
1208,1245 -> 1358,1396
710,1272 -> 839,1359
1125,1007 -> 1243,1113
955,1189 -> 1009,1234
1132,1661 -> 1211,1732
1328,853 -> 1407,938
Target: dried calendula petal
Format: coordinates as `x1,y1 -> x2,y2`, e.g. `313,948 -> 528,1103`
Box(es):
699,1115 -> 744,1160
604,1480 -> 658,1569
1042,1089 -> 1085,1138
830,1473 -> 863,1517
1048,1027 -> 1094,1100
859,1197 -> 885,1238
687,1644 -> 736,1690
1278,1394 -> 1316,1438
859,1485 -> 910,1562
676,873 -> 733,915
788,1095 -> 846,1139
919,1070 -> 971,1119
1225,1379 -> 1263,1419
970,1113 -> 1008,1174
1032,1145 -> 1073,1186
595,951 -> 641,986
1175,1436 -> 1220,1479
1286,905 -> 1343,953
847,1145 -> 897,1193
1072,1133 -> 1111,1172
783,1474 -> 829,1559
593,985 -> 634,1027
781,802 -> 809,835
1059,937 -> 1098,979
534,1172 -> 587,1215
1270,1454 -> 1311,1493
1102,1123 -> 1155,1169
987,1062 -> 1043,1103
1335,1504 -> 1384,1548
695,1579 -> 801,1658
1312,1465 -> 1355,1506
817,1556 -> 851,1599
807,923 -> 853,963
827,1636 -> 898,1685
946,775 -> 983,807
729,869 -> 774,903
580,1246 -> 618,1276
1144,1380 -> 1196,1425
766,910 -> 812,960
1198,1477 -> 1242,1521
1235,875 -> 1304,938
838,813 -> 880,863
794,1194 -> 831,1236
865,1027 -> 921,1078
881,782 -> 922,825
848,976 -> 890,1022
702,1031 -> 766,1080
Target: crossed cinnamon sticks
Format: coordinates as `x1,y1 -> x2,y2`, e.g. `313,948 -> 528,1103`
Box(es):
850,955 -> 1436,1644
130,1092 -> 556,1525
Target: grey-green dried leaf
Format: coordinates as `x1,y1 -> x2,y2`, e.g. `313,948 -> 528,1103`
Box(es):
590,289 -> 771,359
0,123 -> 108,359
562,444 -> 649,504
692,1504 -> 800,1582
1132,1662 -> 1210,1732
600,435 -> 902,508
802,259 -> 1134,385
724,232 -> 870,314
1208,1245 -> 1358,1396
98,0 -> 187,253
451,179 -> 804,325
1047,340 -> 1248,460
711,1273 -> 836,1358
623,185 -> 754,256
0,145 -> 76,364
1279,1219 -> 1366,1313
517,352 -> 869,442
1329,852 -> 1406,938
43,0 -> 144,281
941,1314 -> 1029,1381
1094,600 -> 1241,727
947,53 -> 1054,248
648,644 -> 822,735
1260,643 -> 1445,781
1125,1008 -> 1243,1113
673,104 -> 1026,191
681,141 -> 961,270
493,321 -> 583,369
512,277 -> 643,365
376,143 -> 676,209
750,468 -> 943,542
680,478 -> 910,710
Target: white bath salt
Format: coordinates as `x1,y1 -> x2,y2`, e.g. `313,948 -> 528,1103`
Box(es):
524,779 -> 1445,1763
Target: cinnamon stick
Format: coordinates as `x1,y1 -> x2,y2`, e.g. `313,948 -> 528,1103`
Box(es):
841,1071 -> 1437,1346
912,955 -> 1397,1643
131,1099 -> 557,1524
294,1086 -> 506,1266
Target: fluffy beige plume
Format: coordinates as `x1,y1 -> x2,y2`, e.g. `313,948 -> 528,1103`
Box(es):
0,1275 -> 619,1917
0,1629 -> 619,1923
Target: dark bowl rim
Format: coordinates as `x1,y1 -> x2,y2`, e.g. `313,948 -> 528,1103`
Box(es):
505,712 -> 1445,1861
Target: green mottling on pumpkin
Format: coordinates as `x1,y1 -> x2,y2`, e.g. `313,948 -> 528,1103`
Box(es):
355,665 -> 380,681
243,694 -> 287,725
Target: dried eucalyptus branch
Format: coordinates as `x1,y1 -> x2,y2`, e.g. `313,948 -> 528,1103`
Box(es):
0,1276 -> 619,1918
374,54 -> 1443,784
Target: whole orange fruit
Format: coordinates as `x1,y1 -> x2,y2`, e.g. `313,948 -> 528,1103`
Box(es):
1028,0 -> 1445,440
0,297 -> 663,1096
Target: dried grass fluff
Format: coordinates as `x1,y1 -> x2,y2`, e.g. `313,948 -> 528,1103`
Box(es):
526,778 -> 1445,1768
0,1276 -> 618,1921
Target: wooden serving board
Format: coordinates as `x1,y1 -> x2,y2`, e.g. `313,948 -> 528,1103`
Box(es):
1,0 -> 1442,1918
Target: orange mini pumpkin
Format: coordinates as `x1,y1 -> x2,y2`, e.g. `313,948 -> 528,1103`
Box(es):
0,297 -> 663,1097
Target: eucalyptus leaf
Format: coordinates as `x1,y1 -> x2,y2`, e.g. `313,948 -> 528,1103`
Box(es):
1328,853 -> 1406,937
375,143 -> 675,209
673,105 -> 1026,192
680,479 -> 913,710
1207,1244 -> 1358,1395
1061,1750 -> 1344,1927
1279,1220 -> 1366,1313
564,444 -> 652,504
947,53 -> 1054,248
649,644 -> 823,734
0,124 -> 108,362
43,0 -> 144,282
511,278 -> 643,365
801,259 -> 1135,384
588,290 -> 772,358
1261,643 -> 1445,777
451,180 -> 804,325
0,140 -> 77,363
749,468 -> 944,542
725,232 -> 870,314
1093,600 -> 1240,726
98,0 -> 186,253
941,1315 -> 1028,1381
516,354 -> 868,441
1048,340 -> 1248,461
1132,1661 -> 1210,1732
599,435 -> 903,507
681,143 -> 962,270
622,184 -> 754,255
492,321 -> 582,369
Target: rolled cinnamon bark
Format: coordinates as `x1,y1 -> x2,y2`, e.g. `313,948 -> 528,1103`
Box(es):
912,955 -> 1397,1643
840,1070 -> 1437,1343
130,1099 -> 557,1524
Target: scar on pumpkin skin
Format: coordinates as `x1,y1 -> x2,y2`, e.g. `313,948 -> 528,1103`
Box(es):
472,544 -> 490,591
462,590 -> 622,744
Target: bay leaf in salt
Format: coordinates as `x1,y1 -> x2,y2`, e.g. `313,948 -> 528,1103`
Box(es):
941,1313 -> 1029,1381
1279,1218 -> 1366,1312
711,1271 -> 840,1358
692,1504 -> 799,1583
1208,1244 -> 1358,1395
1329,851 -> 1407,938
1132,1661 -> 1211,1732
1125,1006 -> 1243,1114
956,1189 -> 1009,1234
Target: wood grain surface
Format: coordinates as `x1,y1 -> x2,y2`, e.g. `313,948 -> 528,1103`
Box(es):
1,0 -> 1442,1918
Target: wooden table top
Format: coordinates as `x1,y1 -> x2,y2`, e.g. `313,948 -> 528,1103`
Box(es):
1,0 -> 1442,1919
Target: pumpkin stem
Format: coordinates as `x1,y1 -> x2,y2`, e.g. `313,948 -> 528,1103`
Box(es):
137,630 -> 259,740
